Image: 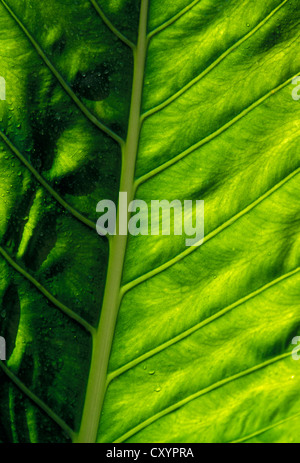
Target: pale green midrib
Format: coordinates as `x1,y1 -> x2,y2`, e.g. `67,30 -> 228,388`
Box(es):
142,0 -> 288,122
114,352 -> 292,443
136,71 -> 298,188
107,267 -> 300,384
124,167 -> 300,295
90,0 -> 135,50
0,246 -> 94,334
75,0 -> 149,443
0,362 -> 75,441
0,0 -> 124,146
0,129 -> 101,233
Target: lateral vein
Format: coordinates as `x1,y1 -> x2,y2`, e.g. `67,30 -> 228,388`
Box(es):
0,246 -> 95,334
136,71 -> 298,187
124,167 -> 300,293
108,267 -> 300,383
89,0 -> 135,50
148,0 -> 202,40
0,129 -> 103,233
114,352 -> 291,443
0,362 -> 76,440
230,410 -> 300,443
143,0 -> 288,121
0,0 -> 124,146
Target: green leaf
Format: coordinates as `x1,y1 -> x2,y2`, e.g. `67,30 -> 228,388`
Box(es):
0,0 -> 299,444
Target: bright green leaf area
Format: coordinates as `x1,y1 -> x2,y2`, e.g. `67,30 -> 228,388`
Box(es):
0,0 -> 299,444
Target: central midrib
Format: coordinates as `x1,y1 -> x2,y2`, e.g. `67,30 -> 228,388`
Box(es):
75,0 -> 149,444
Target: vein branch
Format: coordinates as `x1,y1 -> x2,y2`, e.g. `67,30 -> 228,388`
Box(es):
0,0 -> 124,146
114,352 -> 291,443
142,0 -> 288,122
136,72 -> 298,187
0,362 -> 76,441
108,267 -> 300,383
230,411 -> 300,443
125,167 -> 300,293
90,0 -> 135,50
148,0 -> 201,41
0,129 -> 104,234
0,246 -> 95,335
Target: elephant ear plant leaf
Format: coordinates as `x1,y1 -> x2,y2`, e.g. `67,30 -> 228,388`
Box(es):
0,0 -> 300,444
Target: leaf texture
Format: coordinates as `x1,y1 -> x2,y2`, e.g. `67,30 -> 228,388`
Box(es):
0,0 -> 299,444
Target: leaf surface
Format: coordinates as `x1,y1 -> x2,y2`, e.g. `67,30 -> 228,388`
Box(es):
0,0 -> 299,444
